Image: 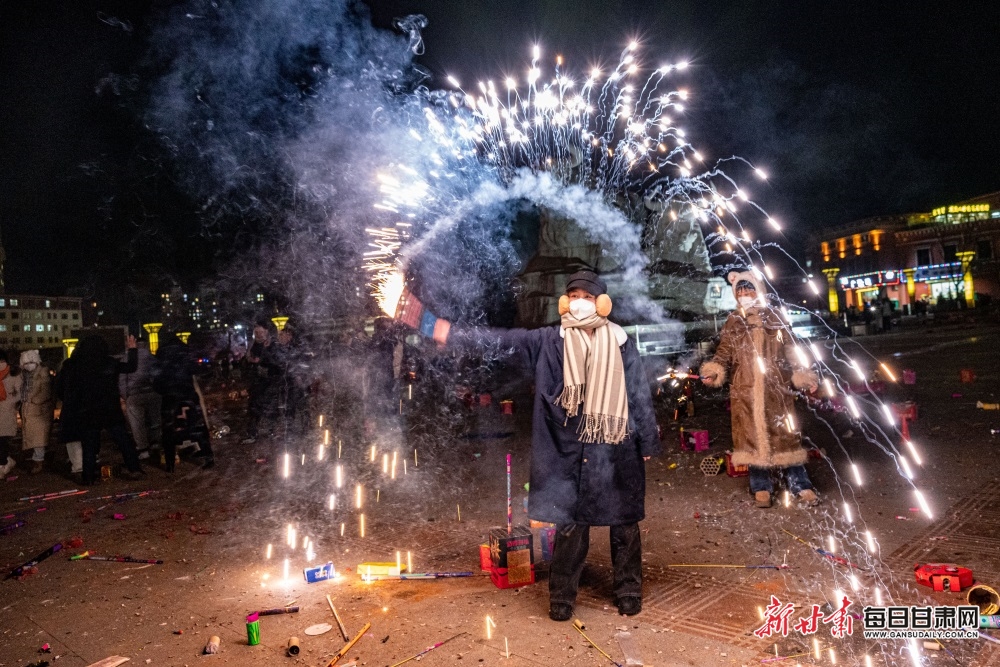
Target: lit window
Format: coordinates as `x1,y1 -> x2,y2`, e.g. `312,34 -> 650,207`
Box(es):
10,299 -> 18,306
23,324 -> 30,332
0,325 -> 6,332
46,325 -> 53,331
45,300 -> 51,308
0,299 -> 5,307
35,324 -> 44,332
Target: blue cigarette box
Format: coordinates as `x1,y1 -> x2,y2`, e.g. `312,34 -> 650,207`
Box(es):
303,562 -> 335,583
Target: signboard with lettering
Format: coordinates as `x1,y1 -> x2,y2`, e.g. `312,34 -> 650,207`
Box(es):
838,270 -> 901,290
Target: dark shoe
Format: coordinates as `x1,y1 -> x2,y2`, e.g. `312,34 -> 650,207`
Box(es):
119,468 -> 146,481
549,603 -> 573,622
617,597 -> 642,616
201,458 -> 215,470
30,461 -> 44,475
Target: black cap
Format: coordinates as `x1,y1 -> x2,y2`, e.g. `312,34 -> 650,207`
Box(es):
565,270 -> 607,297
734,279 -> 757,292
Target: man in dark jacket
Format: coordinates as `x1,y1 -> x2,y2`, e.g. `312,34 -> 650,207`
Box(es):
391,270 -> 661,620
57,334 -> 144,484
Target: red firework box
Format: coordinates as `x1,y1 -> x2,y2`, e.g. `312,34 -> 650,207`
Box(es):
500,400 -> 514,415
914,563 -> 974,592
488,526 -> 535,589
960,369 -> 977,383
724,450 -> 749,477
903,369 -> 917,385
679,429 -> 710,452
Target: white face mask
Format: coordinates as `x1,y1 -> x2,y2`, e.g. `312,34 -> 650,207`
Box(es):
738,296 -> 757,309
22,362 -> 37,372
569,298 -> 597,320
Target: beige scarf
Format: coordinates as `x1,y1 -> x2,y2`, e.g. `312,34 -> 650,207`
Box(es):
557,312 -> 628,444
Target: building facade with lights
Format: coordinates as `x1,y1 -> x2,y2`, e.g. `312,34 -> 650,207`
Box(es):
816,192 -> 1000,314
0,295 -> 83,354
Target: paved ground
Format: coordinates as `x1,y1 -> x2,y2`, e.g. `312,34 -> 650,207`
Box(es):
2,318 -> 1000,667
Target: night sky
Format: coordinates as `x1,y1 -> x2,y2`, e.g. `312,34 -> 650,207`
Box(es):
2,1 -> 999,304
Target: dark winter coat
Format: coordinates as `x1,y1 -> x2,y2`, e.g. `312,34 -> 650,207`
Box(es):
455,325 -> 660,526
56,345 -> 137,436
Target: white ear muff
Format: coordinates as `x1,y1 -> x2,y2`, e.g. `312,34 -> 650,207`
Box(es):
596,294 -> 612,317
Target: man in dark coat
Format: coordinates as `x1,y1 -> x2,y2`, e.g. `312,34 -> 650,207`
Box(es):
391,270 -> 660,620
57,334 -> 144,484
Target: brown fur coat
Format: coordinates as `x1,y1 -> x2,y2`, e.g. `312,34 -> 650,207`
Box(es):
700,272 -> 815,468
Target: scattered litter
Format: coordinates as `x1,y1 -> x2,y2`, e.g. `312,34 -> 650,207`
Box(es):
85,658 -> 130,667
287,636 -> 300,656
977,401 -> 1000,410
188,524 -> 211,534
914,563 -> 974,592
4,542 -> 62,580
113,514 -> 127,521
204,636 -> 221,654
305,623 -> 334,636
39,643 -> 51,653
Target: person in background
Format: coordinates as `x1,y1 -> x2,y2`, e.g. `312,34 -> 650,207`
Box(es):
880,297 -> 893,332
119,337 -> 161,460
154,335 -> 215,471
19,350 -> 53,474
265,323 -> 309,436
701,271 -> 819,508
54,352 -> 84,478
0,351 -> 23,477
389,269 -> 661,620
59,334 -> 144,484
242,321 -> 277,444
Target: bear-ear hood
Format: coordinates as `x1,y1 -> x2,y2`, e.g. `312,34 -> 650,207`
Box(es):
19,349 -> 42,367
727,269 -> 767,307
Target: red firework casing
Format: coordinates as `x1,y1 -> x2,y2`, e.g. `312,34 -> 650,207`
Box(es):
914,563 -> 974,592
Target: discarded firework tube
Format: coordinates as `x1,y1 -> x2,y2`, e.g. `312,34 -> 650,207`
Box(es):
255,606 -> 299,616
326,622 -> 370,667
968,584 -> 1000,615
326,595 -> 349,642
204,636 -> 221,654
4,542 -> 62,580
982,616 -> 1000,629
286,637 -> 300,656
0,520 -> 26,535
245,613 -> 261,646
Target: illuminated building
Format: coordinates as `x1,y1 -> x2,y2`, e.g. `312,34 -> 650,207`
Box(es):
816,191 -> 1000,312
0,295 -> 83,353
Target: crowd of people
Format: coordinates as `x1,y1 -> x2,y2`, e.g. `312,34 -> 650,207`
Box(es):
0,331 -> 216,485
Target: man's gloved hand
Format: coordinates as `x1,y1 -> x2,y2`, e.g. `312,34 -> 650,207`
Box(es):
396,287 -> 450,344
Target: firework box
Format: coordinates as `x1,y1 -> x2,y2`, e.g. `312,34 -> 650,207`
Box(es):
903,369 -> 916,385
960,369 -> 977,383
680,429 -> 710,452
303,562 -> 335,583
724,451 -> 749,477
357,562 -> 403,578
500,399 -> 514,415
489,526 -> 534,588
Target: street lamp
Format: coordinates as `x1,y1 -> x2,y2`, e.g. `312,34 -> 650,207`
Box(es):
143,322 -> 163,354
177,331 -> 191,344
271,315 -> 290,331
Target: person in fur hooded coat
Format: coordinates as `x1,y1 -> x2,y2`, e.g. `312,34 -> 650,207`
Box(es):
700,271 -> 819,508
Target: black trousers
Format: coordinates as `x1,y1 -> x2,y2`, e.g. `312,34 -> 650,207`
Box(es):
549,522 -> 642,606
81,423 -> 141,483
0,435 -> 11,465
